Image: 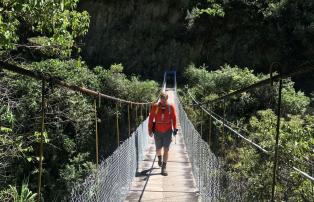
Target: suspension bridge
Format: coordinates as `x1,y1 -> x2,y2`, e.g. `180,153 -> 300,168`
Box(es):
0,61 -> 313,201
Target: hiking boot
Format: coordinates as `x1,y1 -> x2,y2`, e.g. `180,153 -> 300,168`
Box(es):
158,156 -> 162,167
161,162 -> 168,176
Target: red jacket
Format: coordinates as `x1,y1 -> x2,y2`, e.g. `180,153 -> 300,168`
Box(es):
148,102 -> 177,133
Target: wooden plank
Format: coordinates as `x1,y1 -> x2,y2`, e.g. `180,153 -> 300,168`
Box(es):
125,90 -> 199,202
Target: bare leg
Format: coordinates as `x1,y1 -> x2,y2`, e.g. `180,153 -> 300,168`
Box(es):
163,148 -> 169,163
156,148 -> 162,156
161,148 -> 169,176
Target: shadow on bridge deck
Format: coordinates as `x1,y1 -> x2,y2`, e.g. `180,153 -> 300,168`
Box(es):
125,90 -> 199,202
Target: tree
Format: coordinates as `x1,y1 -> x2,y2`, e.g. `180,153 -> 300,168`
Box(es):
0,0 -> 90,58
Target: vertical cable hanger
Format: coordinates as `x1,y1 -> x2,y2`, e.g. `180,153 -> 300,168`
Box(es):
116,103 -> 120,146
140,105 -> 143,121
271,63 -> 283,202
94,99 -> 99,167
37,79 -> 46,202
128,104 -> 131,137
200,106 -> 203,139
222,98 -> 226,138
95,93 -> 101,201
135,105 -> 138,126
208,104 -> 212,146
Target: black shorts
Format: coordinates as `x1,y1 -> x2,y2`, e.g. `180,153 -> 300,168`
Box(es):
154,131 -> 172,149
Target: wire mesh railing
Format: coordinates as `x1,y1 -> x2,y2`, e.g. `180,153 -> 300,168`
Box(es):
174,92 -> 241,201
182,64 -> 314,201
70,118 -> 149,202
184,90 -> 314,201
0,61 -> 156,201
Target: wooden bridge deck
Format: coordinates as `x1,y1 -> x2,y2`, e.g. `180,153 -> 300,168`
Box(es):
125,90 -> 199,202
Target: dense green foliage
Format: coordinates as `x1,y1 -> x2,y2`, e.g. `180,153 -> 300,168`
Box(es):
0,1 -> 158,201
0,0 -> 89,58
1,0 -> 313,201
181,64 -> 313,201
0,181 -> 37,202
0,60 -> 158,201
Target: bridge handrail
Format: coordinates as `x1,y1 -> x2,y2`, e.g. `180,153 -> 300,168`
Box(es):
188,90 -> 269,154
200,63 -> 314,105
186,90 -> 314,183
175,91 -> 243,201
0,61 -> 154,105
70,118 -> 149,201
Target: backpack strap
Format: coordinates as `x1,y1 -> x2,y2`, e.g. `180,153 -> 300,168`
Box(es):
154,104 -> 171,116
154,105 -> 159,115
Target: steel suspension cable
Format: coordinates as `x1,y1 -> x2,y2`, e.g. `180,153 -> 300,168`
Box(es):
0,61 -> 154,105
187,90 -> 269,154
200,63 -> 314,105
1,60 -> 159,202
186,90 -> 314,182
292,167 -> 314,181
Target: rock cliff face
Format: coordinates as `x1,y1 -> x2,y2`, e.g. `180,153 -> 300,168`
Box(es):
78,1 -> 314,93
78,0 -> 278,78
79,0 -> 200,80
80,0 -> 217,79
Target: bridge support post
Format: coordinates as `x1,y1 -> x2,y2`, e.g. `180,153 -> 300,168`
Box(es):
271,74 -> 283,201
